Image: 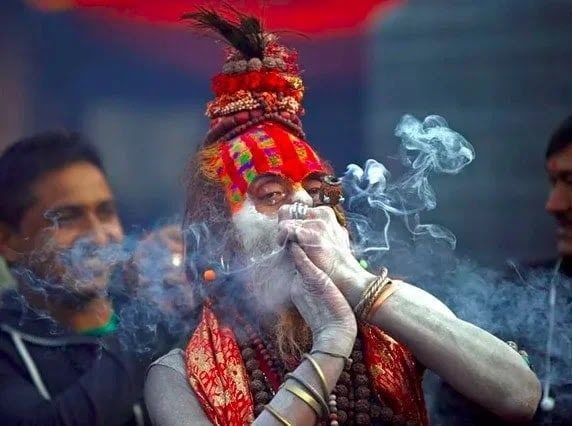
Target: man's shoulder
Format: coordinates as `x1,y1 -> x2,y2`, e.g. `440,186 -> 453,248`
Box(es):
149,348 -> 186,376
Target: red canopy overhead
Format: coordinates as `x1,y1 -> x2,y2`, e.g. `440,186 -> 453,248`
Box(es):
29,0 -> 402,37
26,0 -> 404,78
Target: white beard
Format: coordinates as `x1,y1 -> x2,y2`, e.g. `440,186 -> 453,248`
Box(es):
232,198 -> 301,311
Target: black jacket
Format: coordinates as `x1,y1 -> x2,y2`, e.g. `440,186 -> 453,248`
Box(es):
0,290 -> 151,426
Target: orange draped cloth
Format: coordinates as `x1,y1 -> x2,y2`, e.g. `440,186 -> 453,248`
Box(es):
185,306 -> 428,425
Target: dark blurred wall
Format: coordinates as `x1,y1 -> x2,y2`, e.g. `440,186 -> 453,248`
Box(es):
0,0 -> 364,228
0,1 -> 33,148
366,0 -> 572,267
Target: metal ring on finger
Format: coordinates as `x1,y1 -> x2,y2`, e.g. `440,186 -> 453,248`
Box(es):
293,202 -> 307,220
289,202 -> 308,220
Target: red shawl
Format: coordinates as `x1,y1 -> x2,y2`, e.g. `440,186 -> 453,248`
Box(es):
185,306 -> 428,425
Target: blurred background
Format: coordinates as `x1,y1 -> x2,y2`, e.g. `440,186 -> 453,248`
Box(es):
1,0 -> 571,268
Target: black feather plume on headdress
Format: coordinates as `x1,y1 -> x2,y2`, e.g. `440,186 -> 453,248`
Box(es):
182,6 -> 267,60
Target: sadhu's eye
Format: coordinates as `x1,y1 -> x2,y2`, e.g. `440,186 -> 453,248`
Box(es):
261,192 -> 287,205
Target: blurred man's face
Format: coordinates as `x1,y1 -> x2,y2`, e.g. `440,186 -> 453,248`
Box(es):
546,144 -> 572,256
2,162 -> 124,304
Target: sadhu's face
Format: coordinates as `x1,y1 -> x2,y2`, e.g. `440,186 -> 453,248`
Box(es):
199,123 -> 328,304
232,173 -> 317,356
204,123 -> 327,213
230,173 -> 325,310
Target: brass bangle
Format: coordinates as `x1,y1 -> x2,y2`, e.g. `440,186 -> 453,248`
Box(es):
354,270 -> 390,320
263,404 -> 293,426
302,353 -> 329,398
360,278 -> 388,319
366,281 -> 399,322
283,382 -> 322,417
353,275 -> 381,318
284,373 -> 329,418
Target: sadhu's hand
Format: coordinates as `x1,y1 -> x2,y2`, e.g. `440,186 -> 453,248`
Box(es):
288,242 -> 356,357
278,204 -> 377,307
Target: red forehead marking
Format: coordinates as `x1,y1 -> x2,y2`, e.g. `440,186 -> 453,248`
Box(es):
548,158 -> 558,172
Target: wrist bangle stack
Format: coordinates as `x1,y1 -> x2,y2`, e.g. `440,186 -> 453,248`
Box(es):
366,281 -> 400,322
282,381 -> 322,417
302,353 -> 329,398
354,269 -> 393,321
284,372 -> 330,418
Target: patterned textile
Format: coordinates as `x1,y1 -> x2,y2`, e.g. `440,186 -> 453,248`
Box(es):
361,322 -> 428,425
185,306 -> 254,425
185,306 -> 428,425
202,122 -> 326,211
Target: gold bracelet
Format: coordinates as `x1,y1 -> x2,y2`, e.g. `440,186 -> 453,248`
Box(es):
366,281 -> 399,322
302,353 -> 329,398
354,270 -> 390,320
263,404 -> 293,426
354,269 -> 387,315
284,373 -> 330,418
283,382 -> 322,417
353,276 -> 381,318
360,277 -> 388,319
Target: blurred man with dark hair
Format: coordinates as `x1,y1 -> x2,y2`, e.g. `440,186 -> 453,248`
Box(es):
427,116 -> 572,425
527,114 -> 572,424
0,131 -> 150,425
544,115 -> 572,273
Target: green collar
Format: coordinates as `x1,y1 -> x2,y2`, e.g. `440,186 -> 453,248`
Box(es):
79,312 -> 118,337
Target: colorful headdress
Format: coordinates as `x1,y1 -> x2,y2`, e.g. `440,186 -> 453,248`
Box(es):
184,8 -> 327,211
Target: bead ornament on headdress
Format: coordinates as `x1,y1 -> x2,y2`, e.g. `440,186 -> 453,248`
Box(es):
182,7 -> 306,146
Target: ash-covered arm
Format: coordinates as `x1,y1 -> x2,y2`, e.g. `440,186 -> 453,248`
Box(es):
276,204 -> 542,422
145,364 -> 211,426
357,277 -> 542,422
144,346 -> 348,426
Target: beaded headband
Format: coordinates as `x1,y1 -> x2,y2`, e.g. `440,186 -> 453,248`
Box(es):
202,122 -> 325,211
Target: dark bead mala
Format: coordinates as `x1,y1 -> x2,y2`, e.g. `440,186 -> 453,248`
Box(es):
205,108 -> 306,146
235,319 -> 411,425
